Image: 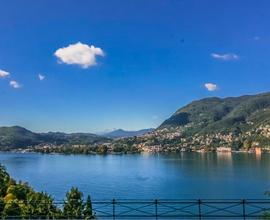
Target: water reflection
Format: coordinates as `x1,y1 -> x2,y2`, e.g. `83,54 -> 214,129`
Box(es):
0,152 -> 270,200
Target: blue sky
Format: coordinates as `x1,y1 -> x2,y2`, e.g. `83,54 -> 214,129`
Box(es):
0,0 -> 270,133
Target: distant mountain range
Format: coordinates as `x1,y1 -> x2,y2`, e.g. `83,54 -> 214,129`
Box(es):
122,91 -> 270,151
0,126 -> 110,150
1,91 -> 270,151
101,128 -> 154,138
0,126 -> 154,150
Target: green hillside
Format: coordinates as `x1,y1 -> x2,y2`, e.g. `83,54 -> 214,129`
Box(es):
0,126 -> 41,149
1,92 -> 270,152
109,92 -> 270,152
159,92 -> 270,135
0,126 -> 110,150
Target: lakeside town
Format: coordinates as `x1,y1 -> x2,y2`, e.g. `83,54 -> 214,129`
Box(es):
10,123 -> 270,155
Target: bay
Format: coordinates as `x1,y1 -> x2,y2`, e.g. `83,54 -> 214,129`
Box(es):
0,152 -> 269,200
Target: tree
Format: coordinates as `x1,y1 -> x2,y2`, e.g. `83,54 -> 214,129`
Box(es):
232,140 -> 243,151
25,191 -> 60,219
7,182 -> 31,201
63,187 -> 84,219
0,198 -> 4,217
83,195 -> 94,219
97,145 -> 108,154
2,199 -> 22,218
243,139 -> 252,149
0,164 -> 95,219
0,165 -> 10,197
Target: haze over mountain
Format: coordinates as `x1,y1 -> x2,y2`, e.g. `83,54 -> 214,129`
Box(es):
102,128 -> 154,138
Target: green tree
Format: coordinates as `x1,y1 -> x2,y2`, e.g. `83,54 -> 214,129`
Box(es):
232,140 -> 243,151
0,164 -> 96,219
243,139 -> 252,149
83,195 -> 94,219
0,198 -> 5,217
97,145 -> 108,154
2,199 -> 22,218
63,187 -> 84,219
0,165 -> 10,197
25,191 -> 60,219
7,182 -> 31,201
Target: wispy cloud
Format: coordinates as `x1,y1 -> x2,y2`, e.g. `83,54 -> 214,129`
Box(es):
54,42 -> 105,68
211,53 -> 239,61
152,115 -> 158,120
0,69 -> 10,78
253,36 -> 260,41
9,80 -> 21,89
38,73 -> 45,81
204,83 -> 218,91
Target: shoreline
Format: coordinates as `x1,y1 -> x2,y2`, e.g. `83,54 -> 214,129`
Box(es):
0,149 -> 267,156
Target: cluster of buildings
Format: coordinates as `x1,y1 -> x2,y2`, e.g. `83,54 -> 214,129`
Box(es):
16,123 -> 270,155
122,123 -> 270,154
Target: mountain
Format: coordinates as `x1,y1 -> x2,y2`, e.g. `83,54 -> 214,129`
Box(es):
0,126 -> 110,150
158,92 -> 270,135
111,92 -> 270,152
2,92 -> 270,152
0,126 -> 41,149
102,128 -> 154,138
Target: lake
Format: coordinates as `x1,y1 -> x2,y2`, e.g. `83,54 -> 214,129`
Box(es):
0,152 -> 270,200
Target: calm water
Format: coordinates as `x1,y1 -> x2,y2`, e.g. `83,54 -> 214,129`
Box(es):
0,152 -> 270,200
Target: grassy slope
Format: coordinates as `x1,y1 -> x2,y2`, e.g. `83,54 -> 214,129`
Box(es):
159,92 -> 270,135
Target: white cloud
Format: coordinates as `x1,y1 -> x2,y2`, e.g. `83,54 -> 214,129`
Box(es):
211,53 -> 239,61
204,83 -> 218,91
9,80 -> 21,89
0,69 -> 10,78
38,73 -> 45,81
54,42 -> 105,68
